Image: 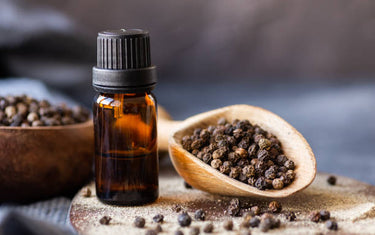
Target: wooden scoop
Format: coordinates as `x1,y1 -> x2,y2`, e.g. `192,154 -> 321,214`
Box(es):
158,105 -> 316,198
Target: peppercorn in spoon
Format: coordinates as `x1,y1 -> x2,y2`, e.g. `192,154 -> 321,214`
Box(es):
158,105 -> 316,198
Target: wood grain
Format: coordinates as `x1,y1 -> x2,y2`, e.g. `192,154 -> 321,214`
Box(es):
0,120 -> 94,202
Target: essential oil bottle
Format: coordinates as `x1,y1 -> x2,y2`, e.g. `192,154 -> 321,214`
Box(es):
92,29 -> 158,205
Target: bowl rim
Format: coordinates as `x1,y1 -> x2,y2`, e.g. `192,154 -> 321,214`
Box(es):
0,119 -> 92,130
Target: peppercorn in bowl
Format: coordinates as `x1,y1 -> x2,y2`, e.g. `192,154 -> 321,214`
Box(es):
0,95 -> 93,202
168,105 -> 316,198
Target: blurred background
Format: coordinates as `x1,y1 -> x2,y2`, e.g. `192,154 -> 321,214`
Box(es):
0,0 -> 375,183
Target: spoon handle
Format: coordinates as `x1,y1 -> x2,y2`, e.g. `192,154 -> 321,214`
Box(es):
157,106 -> 181,151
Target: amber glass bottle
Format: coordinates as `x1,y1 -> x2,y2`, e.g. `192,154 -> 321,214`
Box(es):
92,29 -> 158,205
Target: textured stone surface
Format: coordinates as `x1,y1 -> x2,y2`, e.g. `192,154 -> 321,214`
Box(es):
70,170 -> 375,235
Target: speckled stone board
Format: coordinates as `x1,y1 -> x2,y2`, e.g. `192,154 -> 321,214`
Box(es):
69,168 -> 375,235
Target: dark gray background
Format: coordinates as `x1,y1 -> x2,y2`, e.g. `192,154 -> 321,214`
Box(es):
0,0 -> 374,233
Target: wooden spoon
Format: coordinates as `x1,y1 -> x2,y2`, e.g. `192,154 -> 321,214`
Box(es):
158,105 -> 316,198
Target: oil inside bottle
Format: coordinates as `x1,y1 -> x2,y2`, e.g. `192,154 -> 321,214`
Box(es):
94,93 -> 158,205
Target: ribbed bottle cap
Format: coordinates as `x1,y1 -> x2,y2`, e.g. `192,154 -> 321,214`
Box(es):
92,29 -> 157,93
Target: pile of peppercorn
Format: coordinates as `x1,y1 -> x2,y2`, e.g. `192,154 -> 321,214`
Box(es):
181,118 -> 295,190
0,95 -> 89,127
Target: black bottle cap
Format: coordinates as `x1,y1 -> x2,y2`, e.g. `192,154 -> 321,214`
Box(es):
92,29 -> 157,93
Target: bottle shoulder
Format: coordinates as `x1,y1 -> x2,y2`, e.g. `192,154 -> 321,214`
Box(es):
94,93 -> 156,108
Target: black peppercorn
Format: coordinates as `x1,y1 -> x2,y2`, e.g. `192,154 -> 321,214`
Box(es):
191,139 -> 203,150
134,216 -> 146,228
249,217 -> 260,227
223,220 -> 233,231
260,219 -> 272,232
145,229 -> 157,235
203,223 -> 213,233
212,148 -> 226,159
285,211 -> 296,221
284,160 -> 295,170
326,220 -> 338,230
257,149 -> 270,161
309,211 -> 321,223
237,159 -> 250,168
219,161 -> 232,174
258,138 -> 271,150
210,159 -> 222,169
173,204 -> 183,212
178,212 -> 192,227
189,226 -> 200,235
255,177 -> 268,190
235,148 -> 248,159
174,230 -> 184,235
269,201 -> 282,213
242,165 -> 255,178
265,166 -> 277,180
327,175 -> 337,185
153,214 -> 164,223
155,224 -> 162,233
202,153 -> 212,164
229,166 -> 241,179
194,209 -> 206,221
248,144 -> 258,157
250,206 -> 261,216
320,210 -> 330,221
272,178 -> 284,189
99,216 -> 111,225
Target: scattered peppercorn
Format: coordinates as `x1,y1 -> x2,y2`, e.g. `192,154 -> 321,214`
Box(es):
184,181 -> 193,189
175,230 -> 184,235
153,214 -> 164,223
250,206 -> 261,216
249,217 -> 260,228
269,201 -> 282,213
309,211 -> 321,223
145,229 -> 157,235
260,213 -> 280,232
327,175 -> 337,185
223,220 -> 233,231
240,219 -> 251,229
134,216 -> 146,228
0,95 -> 89,127
173,204 -> 183,213
178,212 -> 192,227
99,216 -> 111,225
326,220 -> 338,230
189,226 -> 200,235
194,209 -> 206,221
203,223 -> 214,233
285,211 -> 296,221
82,188 -> 91,197
226,198 -> 241,216
320,210 -> 331,221
155,224 -> 162,233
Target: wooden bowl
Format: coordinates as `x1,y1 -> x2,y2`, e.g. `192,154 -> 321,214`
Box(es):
166,105 -> 316,198
0,120 -> 94,202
